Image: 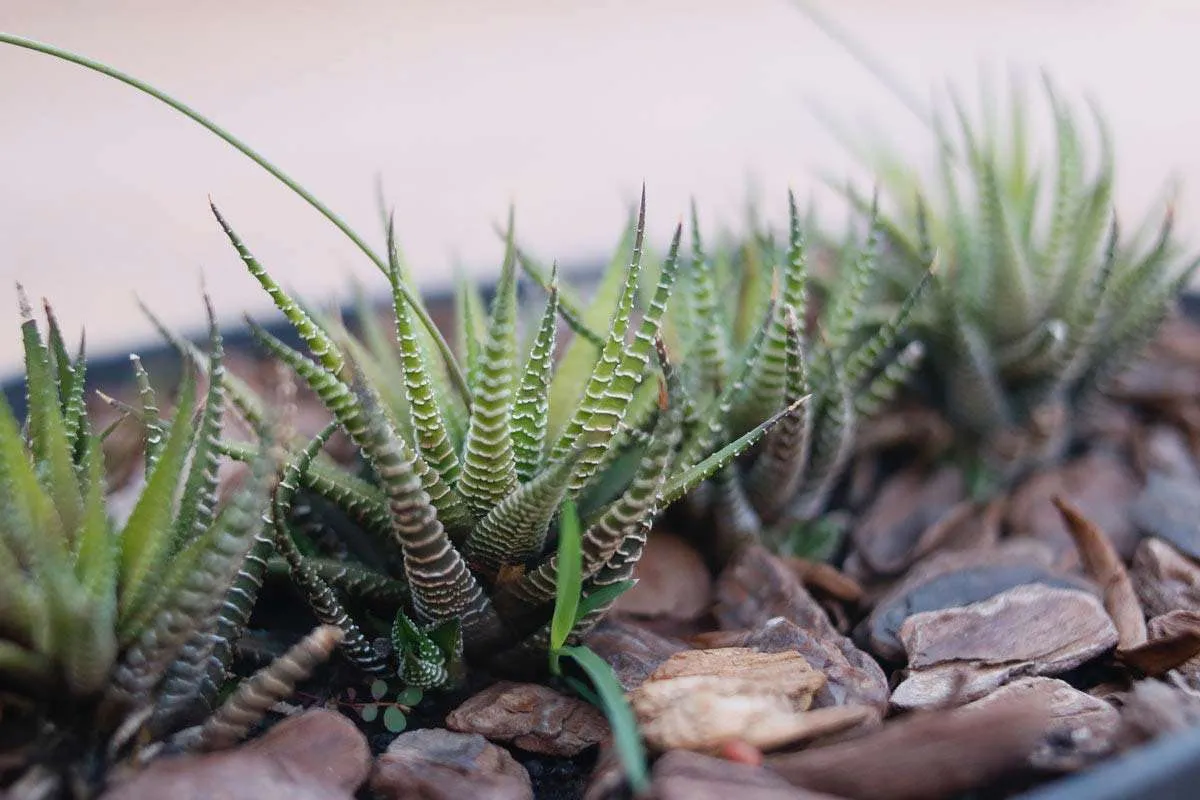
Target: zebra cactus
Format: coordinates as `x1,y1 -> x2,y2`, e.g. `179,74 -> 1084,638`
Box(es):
669,192 -> 927,560
214,192 -> 789,687
0,294 -> 335,798
517,192 -> 929,563
833,75 -> 1200,483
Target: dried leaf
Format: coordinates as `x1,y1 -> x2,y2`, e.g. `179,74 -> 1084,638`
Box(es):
1120,610 -> 1200,677
1053,496 -> 1147,650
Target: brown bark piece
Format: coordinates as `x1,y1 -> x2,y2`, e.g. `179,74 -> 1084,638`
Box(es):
630,649 -> 871,752
444,681 -> 608,757
893,585 -> 1118,709
715,547 -> 889,712
767,697 -> 1051,800
613,531 -> 713,621
369,728 -> 532,800
962,677 -> 1120,771
582,619 -> 687,691
851,465 -> 966,577
1007,452 -> 1142,564
857,539 -> 1087,662
653,750 -> 843,800
785,556 -> 864,604
1132,537 -> 1200,617
102,710 -> 370,800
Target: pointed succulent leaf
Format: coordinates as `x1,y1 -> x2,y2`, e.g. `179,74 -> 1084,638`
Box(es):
680,295 -> 777,471
193,527 -> 274,713
823,197 -> 881,360
979,147 -> 1035,341
551,192 -> 647,465
140,301 -> 269,435
547,208 -> 640,439
307,558 -> 409,611
513,268 -> 559,482
843,260 -> 933,391
172,302 -> 226,549
746,306 -> 813,523
64,434 -> 118,694
505,342 -> 683,612
248,321 -> 474,537
387,223 -> 465,484
736,196 -> 809,426
684,199 -> 731,391
856,340 -> 925,419
458,220 -> 521,517
117,371 -> 197,624
569,222 -> 681,491
453,267 -> 487,388
711,464 -> 763,562
182,625 -> 342,752
58,331 -> 89,460
664,394 -> 806,507
795,345 -> 858,517
272,510 -> 386,674
0,383 -> 63,574
20,289 -> 83,541
512,243 -> 605,347
212,202 -> 345,376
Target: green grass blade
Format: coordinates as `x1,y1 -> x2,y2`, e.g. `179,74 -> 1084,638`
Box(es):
559,645 -> 649,794
550,500 -> 583,654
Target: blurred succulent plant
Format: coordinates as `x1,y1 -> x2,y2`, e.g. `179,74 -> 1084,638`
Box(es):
832,76 -> 1200,483
0,294 -> 339,798
212,193 -> 786,687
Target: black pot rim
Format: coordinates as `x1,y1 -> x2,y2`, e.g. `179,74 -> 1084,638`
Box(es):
1016,721 -> 1200,800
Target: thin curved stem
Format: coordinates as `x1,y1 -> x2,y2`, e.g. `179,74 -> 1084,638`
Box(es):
788,1 -> 933,132
0,31 -> 470,405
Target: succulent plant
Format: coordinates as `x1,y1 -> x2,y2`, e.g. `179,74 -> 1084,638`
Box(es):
0,294 -> 338,798
832,76 -> 1200,482
657,192 -> 929,560
211,193 -> 786,687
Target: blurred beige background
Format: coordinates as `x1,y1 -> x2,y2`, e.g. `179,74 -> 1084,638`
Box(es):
3,0 -> 1200,376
